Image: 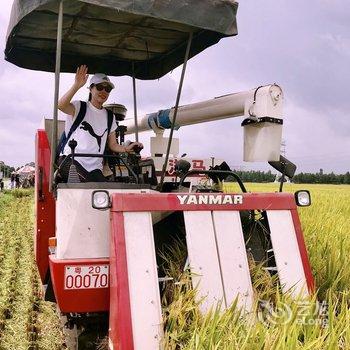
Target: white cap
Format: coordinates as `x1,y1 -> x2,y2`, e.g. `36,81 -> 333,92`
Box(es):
89,73 -> 115,89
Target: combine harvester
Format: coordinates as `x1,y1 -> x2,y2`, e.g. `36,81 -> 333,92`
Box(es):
6,0 -> 314,348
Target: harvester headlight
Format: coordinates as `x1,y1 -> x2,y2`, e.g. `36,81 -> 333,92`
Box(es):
295,190 -> 311,207
92,190 -> 111,210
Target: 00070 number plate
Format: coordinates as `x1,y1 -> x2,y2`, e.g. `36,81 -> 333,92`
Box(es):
64,265 -> 109,290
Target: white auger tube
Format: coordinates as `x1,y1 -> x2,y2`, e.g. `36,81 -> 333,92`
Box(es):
122,84 -> 283,135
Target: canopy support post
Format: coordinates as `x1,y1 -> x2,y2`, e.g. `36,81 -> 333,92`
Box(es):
158,32 -> 193,190
132,62 -> 139,142
49,0 -> 63,192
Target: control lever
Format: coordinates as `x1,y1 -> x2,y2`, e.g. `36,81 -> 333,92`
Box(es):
117,125 -> 127,145
67,139 -> 80,183
68,139 -> 77,161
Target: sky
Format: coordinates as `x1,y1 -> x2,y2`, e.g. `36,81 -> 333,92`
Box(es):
0,0 -> 349,173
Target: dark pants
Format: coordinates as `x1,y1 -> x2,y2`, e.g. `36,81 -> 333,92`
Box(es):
58,156 -> 106,183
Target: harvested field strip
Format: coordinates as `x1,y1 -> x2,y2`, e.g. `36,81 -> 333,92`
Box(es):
0,190 -> 65,350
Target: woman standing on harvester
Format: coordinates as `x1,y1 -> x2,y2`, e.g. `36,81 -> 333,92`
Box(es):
57,65 -> 142,182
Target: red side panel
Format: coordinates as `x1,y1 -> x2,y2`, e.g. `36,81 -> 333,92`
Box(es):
49,257 -> 110,313
109,212 -> 134,350
35,130 -> 56,282
290,209 -> 315,293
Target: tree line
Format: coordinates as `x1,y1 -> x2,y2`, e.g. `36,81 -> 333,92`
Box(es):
0,164 -> 15,178
292,171 -> 350,184
1,162 -> 350,184
231,170 -> 350,184
0,161 -> 34,178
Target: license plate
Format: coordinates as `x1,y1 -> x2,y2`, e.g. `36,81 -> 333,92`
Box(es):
64,265 -> 109,290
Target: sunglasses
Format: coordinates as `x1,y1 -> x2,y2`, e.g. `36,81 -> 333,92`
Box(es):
94,83 -> 113,93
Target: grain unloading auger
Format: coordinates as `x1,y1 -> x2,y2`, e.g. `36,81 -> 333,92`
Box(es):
5,0 -> 314,348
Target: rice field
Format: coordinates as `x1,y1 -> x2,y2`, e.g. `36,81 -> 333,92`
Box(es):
0,189 -> 65,349
161,183 -> 350,350
0,184 -> 350,349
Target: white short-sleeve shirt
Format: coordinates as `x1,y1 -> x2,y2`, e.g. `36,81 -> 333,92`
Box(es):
62,101 -> 118,172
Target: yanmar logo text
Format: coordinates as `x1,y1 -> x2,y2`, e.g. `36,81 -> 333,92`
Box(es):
177,194 -> 243,205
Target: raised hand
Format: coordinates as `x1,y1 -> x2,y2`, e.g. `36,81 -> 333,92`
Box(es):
74,65 -> 89,89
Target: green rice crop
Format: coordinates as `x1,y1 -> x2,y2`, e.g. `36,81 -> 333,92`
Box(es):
0,190 -> 65,349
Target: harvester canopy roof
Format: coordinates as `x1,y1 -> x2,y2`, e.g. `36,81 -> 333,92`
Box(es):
5,0 -> 238,79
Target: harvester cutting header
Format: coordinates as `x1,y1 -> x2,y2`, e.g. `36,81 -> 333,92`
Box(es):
5,1 -> 313,349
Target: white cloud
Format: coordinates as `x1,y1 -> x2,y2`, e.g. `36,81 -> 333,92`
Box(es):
0,0 -> 349,174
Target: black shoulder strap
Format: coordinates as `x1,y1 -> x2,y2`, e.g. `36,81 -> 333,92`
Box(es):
106,109 -> 114,136
103,110 -> 115,160
66,101 -> 87,142
57,101 -> 87,159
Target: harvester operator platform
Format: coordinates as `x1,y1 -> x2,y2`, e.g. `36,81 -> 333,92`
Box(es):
57,65 -> 142,182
